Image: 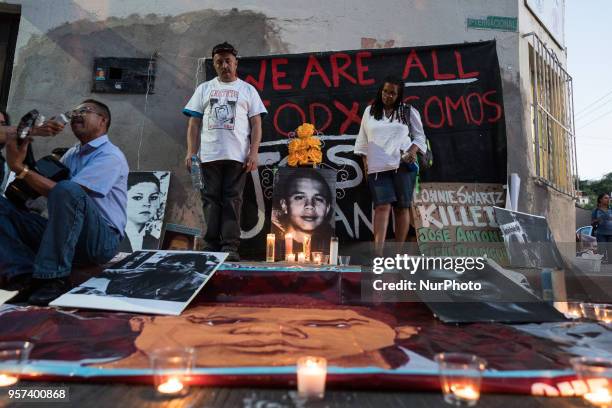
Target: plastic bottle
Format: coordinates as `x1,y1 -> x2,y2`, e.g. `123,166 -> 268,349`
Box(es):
191,155 -> 203,190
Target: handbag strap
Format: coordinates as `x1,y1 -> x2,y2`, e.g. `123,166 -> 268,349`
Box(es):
400,103 -> 413,140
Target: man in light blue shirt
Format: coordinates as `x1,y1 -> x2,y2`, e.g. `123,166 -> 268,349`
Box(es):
0,99 -> 128,305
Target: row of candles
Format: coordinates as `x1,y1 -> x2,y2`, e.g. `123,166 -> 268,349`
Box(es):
266,233 -> 339,265
565,302 -> 612,324
2,343 -> 611,406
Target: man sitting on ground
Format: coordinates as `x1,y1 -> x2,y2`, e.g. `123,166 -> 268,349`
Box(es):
0,99 -> 129,305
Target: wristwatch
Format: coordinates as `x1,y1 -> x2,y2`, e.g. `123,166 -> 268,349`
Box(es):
16,165 -> 30,180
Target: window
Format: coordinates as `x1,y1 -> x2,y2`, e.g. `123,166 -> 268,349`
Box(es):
527,33 -> 577,196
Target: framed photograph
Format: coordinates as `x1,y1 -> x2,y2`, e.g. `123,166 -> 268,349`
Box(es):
271,167 -> 336,258
117,171 -> 170,252
161,223 -> 201,251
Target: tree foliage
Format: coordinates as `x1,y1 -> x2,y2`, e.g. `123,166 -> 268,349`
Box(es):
579,172 -> 612,209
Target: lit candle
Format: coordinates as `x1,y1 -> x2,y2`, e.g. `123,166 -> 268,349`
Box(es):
285,233 -> 293,257
584,388 -> 612,407
329,237 -> 338,265
285,253 -> 295,262
303,235 -> 311,261
450,384 -> 480,402
157,377 -> 184,395
0,373 -> 18,387
567,308 -> 582,319
596,305 -> 611,324
297,356 -> 327,399
297,252 -> 306,263
266,234 -> 275,262
312,252 -> 323,265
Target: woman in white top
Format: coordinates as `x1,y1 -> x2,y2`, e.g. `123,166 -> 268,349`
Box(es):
354,76 -> 427,256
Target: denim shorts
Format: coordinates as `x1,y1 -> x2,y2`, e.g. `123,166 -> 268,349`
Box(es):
367,164 -> 417,208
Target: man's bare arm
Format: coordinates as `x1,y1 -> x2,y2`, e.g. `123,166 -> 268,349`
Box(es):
244,114 -> 262,172
184,117 -> 202,172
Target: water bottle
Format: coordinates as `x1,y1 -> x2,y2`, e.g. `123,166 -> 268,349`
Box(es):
191,155 -> 202,190
540,268 -> 553,304
401,150 -> 419,173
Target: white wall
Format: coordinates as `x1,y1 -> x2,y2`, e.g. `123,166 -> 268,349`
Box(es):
2,0 -> 575,242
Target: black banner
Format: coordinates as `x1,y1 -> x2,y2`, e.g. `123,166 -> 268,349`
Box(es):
204,41 -> 507,259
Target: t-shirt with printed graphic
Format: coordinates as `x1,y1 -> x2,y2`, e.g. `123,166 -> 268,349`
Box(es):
182,77 -> 267,163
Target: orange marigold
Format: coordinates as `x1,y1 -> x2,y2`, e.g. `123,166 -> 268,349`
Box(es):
308,149 -> 323,164
296,123 -> 316,138
288,139 -> 303,154
288,154 -> 300,167
305,137 -> 321,149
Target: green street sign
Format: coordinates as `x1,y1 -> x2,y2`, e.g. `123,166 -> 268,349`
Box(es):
467,16 -> 517,32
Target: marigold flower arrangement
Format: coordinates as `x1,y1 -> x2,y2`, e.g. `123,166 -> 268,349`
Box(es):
287,123 -> 322,167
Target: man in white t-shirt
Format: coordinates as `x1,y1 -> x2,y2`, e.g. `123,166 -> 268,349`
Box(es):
182,42 -> 267,261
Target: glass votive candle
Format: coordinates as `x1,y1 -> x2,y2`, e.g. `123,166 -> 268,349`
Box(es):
581,303 -> 602,321
285,253 -> 295,262
337,255 -> 351,266
596,305 -> 612,324
285,233 -> 293,258
571,357 -> 612,408
435,353 -> 487,407
312,252 -> 323,265
266,233 -> 275,262
297,356 -> 327,400
565,302 -> 584,319
148,347 -> 195,398
0,341 -> 34,387
297,252 -> 306,263
303,235 -> 311,261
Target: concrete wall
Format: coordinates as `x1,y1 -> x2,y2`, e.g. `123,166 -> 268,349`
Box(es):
4,0 -> 576,241
516,0 -> 575,243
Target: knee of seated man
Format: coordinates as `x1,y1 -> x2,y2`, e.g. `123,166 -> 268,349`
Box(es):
49,180 -> 85,201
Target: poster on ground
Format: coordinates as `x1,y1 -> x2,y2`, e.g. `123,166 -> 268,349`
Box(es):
494,207 -> 564,269
50,250 -> 226,315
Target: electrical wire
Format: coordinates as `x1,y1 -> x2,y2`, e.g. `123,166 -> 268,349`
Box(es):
577,107 -> 612,130
575,89 -> 612,117
136,52 -> 156,171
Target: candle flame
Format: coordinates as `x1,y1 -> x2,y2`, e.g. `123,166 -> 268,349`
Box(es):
157,377 -> 184,394
0,373 -> 18,387
584,388 -> 612,406
450,384 -> 479,400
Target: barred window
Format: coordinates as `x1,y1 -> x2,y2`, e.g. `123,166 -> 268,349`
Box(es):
526,33 -> 577,196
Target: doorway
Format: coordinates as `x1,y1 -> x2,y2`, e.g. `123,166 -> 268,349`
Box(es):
0,4 -> 21,111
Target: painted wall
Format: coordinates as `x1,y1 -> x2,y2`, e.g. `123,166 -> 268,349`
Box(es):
2,0 -> 573,243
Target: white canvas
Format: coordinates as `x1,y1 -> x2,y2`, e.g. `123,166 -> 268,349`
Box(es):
51,250 -> 227,315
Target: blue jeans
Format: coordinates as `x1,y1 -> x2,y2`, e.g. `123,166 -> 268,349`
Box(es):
0,180 -> 120,280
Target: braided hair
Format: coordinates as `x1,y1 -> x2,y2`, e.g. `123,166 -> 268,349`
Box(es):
370,76 -> 405,122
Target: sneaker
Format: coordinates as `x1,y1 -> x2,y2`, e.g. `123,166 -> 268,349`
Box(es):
27,278 -> 72,306
2,274 -> 35,304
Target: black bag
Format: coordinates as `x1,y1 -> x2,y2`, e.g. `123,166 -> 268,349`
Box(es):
401,103 -> 433,170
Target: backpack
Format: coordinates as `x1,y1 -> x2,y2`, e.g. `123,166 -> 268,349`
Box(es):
400,103 -> 433,170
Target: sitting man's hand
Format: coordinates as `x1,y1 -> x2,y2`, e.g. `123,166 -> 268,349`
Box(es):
31,120 -> 64,137
5,132 -> 31,173
0,126 -> 16,144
